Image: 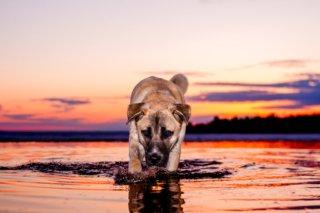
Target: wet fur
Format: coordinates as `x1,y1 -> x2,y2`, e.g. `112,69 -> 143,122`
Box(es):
128,74 -> 191,173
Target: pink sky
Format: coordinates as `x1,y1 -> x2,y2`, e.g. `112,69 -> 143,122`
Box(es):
1,0 -> 320,130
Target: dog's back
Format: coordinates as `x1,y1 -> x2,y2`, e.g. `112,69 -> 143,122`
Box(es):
130,74 -> 188,104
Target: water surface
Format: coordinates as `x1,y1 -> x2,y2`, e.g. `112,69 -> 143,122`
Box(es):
0,141 -> 320,212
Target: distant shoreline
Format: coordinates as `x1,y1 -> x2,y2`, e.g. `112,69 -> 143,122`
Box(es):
0,131 -> 319,142
187,114 -> 320,134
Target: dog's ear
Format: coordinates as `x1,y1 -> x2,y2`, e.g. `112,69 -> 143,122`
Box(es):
127,103 -> 146,124
172,104 -> 191,123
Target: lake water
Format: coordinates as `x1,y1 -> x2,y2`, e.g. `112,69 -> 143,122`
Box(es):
0,141 -> 320,212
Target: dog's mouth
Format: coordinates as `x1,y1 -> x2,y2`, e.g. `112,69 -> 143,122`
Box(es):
145,156 -> 168,167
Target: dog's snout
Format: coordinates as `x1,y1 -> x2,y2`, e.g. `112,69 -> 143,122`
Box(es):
146,149 -> 164,166
149,153 -> 161,164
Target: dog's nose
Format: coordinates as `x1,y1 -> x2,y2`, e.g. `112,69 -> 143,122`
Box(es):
148,153 -> 161,165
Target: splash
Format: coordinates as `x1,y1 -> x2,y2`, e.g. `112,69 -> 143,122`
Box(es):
0,159 -> 231,184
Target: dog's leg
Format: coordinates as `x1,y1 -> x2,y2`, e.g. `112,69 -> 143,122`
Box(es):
166,123 -> 186,171
166,141 -> 182,172
128,121 -> 142,173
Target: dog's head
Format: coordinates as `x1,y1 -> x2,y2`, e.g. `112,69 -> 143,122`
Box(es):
127,102 -> 191,167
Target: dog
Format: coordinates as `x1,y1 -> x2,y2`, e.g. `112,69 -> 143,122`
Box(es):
127,74 -> 191,173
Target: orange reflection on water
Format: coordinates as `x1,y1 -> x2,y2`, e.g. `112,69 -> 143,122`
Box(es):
183,140 -> 320,149
1,141 -> 320,212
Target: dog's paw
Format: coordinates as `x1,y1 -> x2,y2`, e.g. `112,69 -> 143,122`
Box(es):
114,167 -> 176,184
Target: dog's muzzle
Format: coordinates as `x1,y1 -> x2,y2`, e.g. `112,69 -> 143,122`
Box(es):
146,147 -> 167,167
147,153 -> 162,166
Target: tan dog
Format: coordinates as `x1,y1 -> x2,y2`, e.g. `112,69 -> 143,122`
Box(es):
127,74 -> 191,173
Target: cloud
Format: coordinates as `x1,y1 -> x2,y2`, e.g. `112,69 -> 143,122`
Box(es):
194,76 -> 320,90
0,97 -> 127,130
0,104 -> 2,112
261,59 -> 310,68
190,90 -> 281,102
49,104 -> 74,112
3,114 -> 36,120
2,113 -> 82,123
39,97 -> 91,112
1,109 -> 128,130
261,104 -> 305,110
0,117 -> 127,131
43,98 -> 90,105
141,71 -> 209,77
292,72 -> 320,79
224,59 -> 314,71
189,73 -> 320,109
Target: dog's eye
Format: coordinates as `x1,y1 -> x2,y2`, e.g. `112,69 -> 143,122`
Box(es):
161,127 -> 173,139
141,128 -> 152,138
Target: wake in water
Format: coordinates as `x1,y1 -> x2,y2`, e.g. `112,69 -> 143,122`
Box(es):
0,159 -> 231,184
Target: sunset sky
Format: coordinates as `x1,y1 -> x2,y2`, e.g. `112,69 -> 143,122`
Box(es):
1,0 -> 320,131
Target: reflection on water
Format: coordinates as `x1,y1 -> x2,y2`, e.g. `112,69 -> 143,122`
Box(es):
1,141 -> 320,213
129,179 -> 184,213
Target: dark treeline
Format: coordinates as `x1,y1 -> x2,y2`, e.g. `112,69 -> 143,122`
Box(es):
187,114 -> 320,133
